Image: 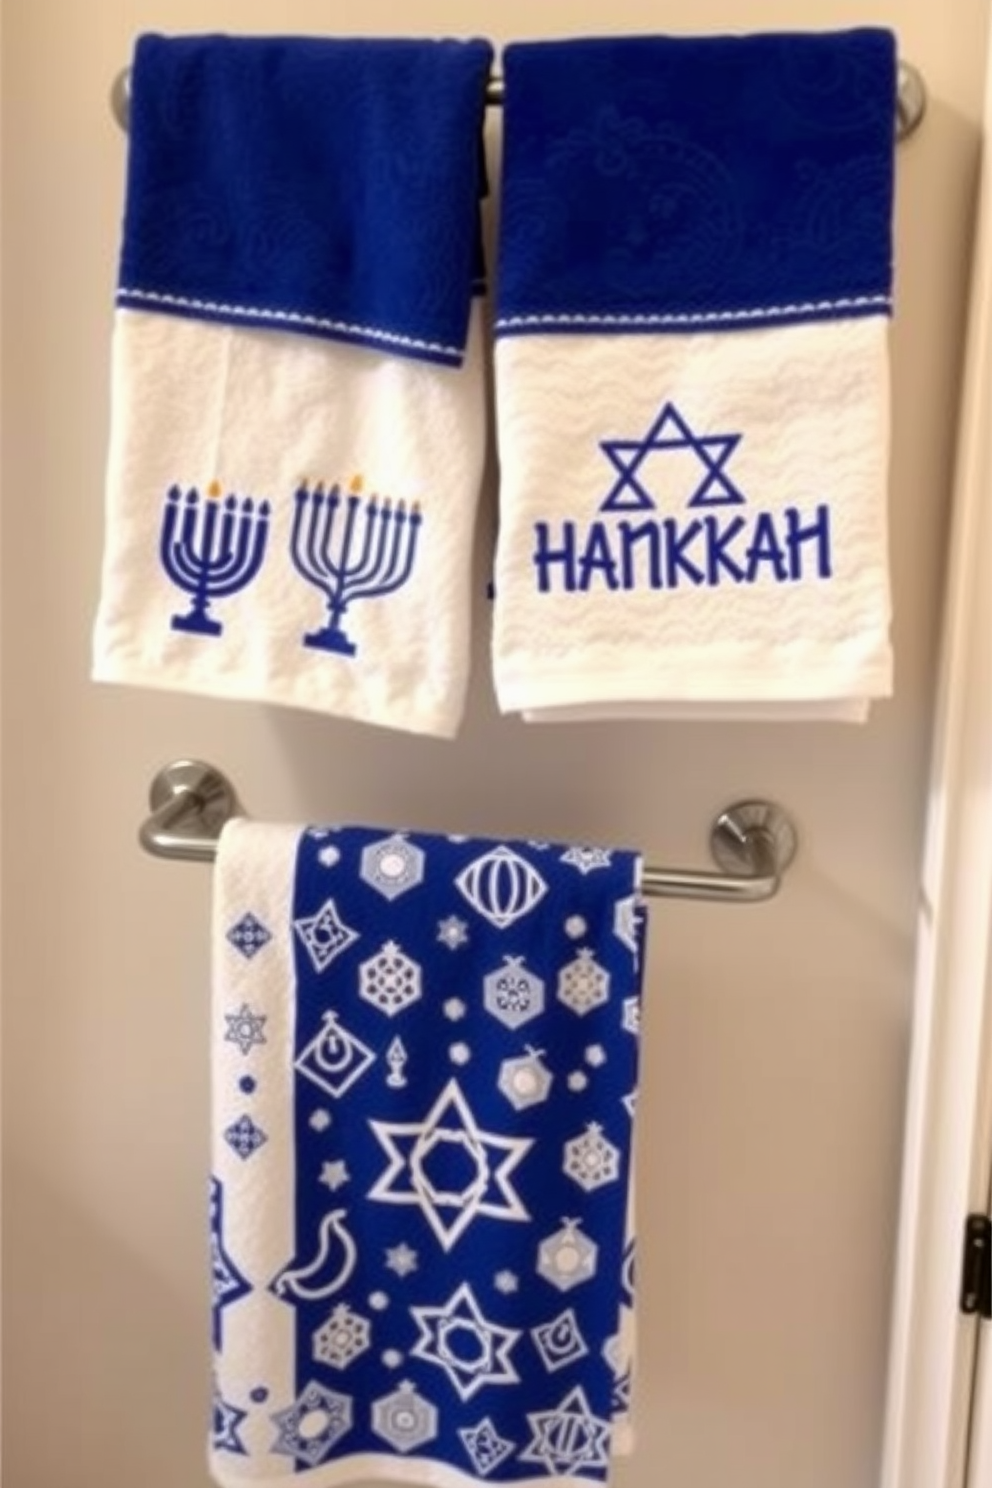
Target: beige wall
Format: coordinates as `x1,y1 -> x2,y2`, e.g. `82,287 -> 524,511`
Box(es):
3,3 -> 989,1487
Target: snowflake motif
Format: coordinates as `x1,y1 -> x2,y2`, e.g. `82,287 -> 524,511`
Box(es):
359,941 -> 423,1017
584,1044 -> 607,1068
557,949 -> 611,1016
250,1387 -> 270,1403
561,846 -> 613,875
437,916 -> 469,950
622,996 -> 641,1035
494,1270 -> 519,1295
224,1114 -> 267,1161
239,1075 -> 257,1094
385,1243 -> 418,1278
382,1349 -> 404,1369
564,915 -> 587,939
224,1002 -> 267,1055
371,1381 -> 438,1453
369,1291 -> 390,1312
498,1049 -> 553,1109
483,956 -> 546,1030
567,1071 -> 589,1093
360,835 -> 425,901
443,997 -> 467,1021
312,1303 -> 371,1370
449,1042 -> 472,1066
309,1109 -> 332,1132
271,1381 -> 353,1467
563,1124 -> 622,1192
317,845 -> 341,868
459,1417 -> 516,1478
227,913 -> 272,959
537,1219 -> 599,1292
319,1160 -> 349,1192
622,1091 -> 637,1120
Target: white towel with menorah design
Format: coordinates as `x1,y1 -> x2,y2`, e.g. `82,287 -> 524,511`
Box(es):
92,34 -> 493,738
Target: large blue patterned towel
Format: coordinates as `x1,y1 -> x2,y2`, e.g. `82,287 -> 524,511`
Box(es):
93,35 -> 493,737
211,819 -> 646,1487
492,30 -> 897,724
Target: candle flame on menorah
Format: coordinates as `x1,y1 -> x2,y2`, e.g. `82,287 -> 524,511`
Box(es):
289,476 -> 424,657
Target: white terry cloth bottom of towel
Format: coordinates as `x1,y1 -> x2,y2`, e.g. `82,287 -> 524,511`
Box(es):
493,316 -> 892,722
522,700 -> 868,723
93,305 -> 486,739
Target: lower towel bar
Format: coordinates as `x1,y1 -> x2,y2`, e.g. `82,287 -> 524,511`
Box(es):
138,760 -> 798,903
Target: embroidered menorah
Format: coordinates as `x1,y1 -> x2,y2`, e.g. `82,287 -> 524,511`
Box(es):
160,483 -> 270,636
290,477 -> 423,656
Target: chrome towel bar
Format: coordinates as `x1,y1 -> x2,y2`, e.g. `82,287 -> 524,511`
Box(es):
138,760 -> 798,904
110,60 -> 927,141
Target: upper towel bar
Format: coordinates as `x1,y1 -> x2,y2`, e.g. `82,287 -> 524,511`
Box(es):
138,760 -> 798,904
110,59 -> 927,140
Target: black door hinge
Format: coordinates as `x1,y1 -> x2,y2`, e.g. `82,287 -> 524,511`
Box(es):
960,1213 -> 992,1319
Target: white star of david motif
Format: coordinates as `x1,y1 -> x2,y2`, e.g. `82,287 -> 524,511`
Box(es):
599,401 -> 745,512
411,1282 -> 521,1401
368,1079 -> 532,1250
520,1385 -> 612,1474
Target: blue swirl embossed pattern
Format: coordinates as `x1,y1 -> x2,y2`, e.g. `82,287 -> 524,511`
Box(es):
119,35 -> 493,365
497,30 -> 896,334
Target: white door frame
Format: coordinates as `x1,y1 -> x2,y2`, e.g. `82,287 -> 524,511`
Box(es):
880,31 -> 992,1488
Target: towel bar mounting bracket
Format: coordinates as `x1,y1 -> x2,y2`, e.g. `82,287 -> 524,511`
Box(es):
138,758 -> 798,902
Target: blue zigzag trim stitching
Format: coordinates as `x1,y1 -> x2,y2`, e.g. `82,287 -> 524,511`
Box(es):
117,288 -> 468,367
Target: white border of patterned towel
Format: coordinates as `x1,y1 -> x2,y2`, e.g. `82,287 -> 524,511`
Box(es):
880,35 -> 992,1488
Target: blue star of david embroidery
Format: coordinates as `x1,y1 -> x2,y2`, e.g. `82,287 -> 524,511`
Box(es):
210,1178 -> 251,1349
600,401 -> 745,512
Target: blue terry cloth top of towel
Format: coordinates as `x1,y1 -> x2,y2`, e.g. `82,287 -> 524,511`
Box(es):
496,29 -> 897,335
119,34 -> 494,365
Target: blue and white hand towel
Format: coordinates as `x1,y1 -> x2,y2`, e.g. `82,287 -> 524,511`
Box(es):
492,31 -> 897,723
93,34 -> 493,738
211,818 -> 646,1488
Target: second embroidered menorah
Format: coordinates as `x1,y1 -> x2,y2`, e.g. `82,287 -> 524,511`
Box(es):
159,477 -> 424,657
